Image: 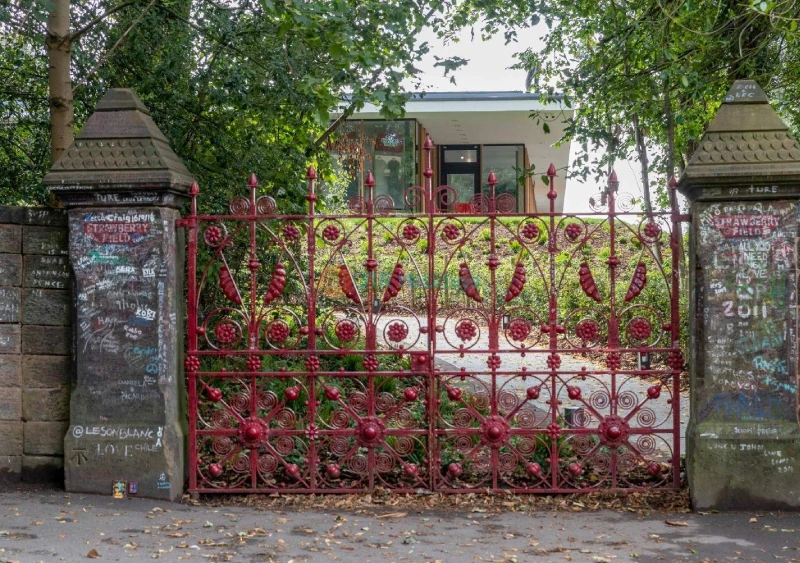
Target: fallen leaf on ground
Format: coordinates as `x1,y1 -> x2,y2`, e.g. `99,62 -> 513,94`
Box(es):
665,520 -> 688,527
87,548 -> 100,558
376,512 -> 407,519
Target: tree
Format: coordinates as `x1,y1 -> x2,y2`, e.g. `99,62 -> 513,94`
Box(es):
519,0 -> 800,212
6,0 -> 543,208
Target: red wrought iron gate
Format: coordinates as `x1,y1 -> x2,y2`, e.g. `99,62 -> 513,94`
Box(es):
182,138 -> 683,494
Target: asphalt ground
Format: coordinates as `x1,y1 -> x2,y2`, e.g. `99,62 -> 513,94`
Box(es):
1,485 -> 799,562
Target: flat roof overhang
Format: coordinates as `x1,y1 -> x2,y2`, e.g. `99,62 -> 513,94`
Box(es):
349,92 -> 573,213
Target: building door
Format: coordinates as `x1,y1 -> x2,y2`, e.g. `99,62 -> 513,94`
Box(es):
440,145 -> 479,212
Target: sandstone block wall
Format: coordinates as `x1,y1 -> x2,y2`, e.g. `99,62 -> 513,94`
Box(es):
0,207 -> 71,483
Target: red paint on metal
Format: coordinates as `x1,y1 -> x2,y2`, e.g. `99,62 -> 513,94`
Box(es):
182,139 -> 684,494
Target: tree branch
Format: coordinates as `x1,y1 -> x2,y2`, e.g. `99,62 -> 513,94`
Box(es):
72,0 -> 156,93
66,0 -> 140,45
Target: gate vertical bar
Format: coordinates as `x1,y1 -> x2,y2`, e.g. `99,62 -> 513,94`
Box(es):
487,171 -> 499,490
247,175 -> 259,489
306,166 -> 318,489
185,181 -> 200,493
365,170 -> 376,489
668,176 -> 682,488
423,136 -> 436,490
546,164 -> 559,490
607,171 -> 619,489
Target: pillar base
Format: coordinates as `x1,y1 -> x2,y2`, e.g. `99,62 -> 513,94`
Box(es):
65,422 -> 184,500
689,421 -> 800,510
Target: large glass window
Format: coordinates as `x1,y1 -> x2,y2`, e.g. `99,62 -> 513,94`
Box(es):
481,145 -> 524,212
328,120 -> 417,211
363,121 -> 416,208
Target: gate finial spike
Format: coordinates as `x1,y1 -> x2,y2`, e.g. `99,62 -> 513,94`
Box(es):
248,173 -> 258,187
423,135 -> 434,150
189,181 -> 200,196
547,163 -> 557,176
306,166 -> 317,180
668,175 -> 677,189
487,171 -> 498,186
609,170 -> 619,184
365,170 -> 375,188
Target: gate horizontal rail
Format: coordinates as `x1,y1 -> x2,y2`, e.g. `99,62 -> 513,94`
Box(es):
182,137 -> 684,494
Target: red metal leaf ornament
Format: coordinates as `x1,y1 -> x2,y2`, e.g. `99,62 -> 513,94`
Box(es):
338,265 -> 360,304
218,264 -> 241,304
578,262 -> 601,303
504,261 -> 526,302
458,262 -> 482,303
625,261 -> 647,302
263,262 -> 287,304
382,263 -> 405,302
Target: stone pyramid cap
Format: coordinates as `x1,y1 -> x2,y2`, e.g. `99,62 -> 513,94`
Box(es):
679,80 -> 800,194
44,89 -> 194,208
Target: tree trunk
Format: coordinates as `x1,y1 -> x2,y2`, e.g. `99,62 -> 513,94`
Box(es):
47,0 -> 73,164
631,112 -> 663,263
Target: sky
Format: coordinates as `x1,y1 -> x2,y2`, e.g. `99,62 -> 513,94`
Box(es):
406,25 -> 646,214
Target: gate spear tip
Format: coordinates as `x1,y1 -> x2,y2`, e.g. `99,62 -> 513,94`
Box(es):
547,163 -> 557,176
423,135 -> 434,150
189,181 -> 200,195
487,171 -> 498,186
306,166 -> 317,180
608,170 -> 619,184
248,173 -> 258,187
365,170 -> 376,187
668,175 -> 677,189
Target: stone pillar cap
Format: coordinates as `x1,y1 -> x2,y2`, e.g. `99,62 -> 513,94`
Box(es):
44,89 -> 194,209
678,80 -> 800,197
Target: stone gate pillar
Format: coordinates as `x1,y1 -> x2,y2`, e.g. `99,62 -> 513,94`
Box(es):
680,80 -> 800,509
44,89 -> 193,500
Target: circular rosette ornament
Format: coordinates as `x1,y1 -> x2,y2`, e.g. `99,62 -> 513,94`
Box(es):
563,222 -> 583,242
318,220 -> 345,245
203,224 -> 228,248
265,320 -> 290,346
628,317 -> 652,341
507,318 -> 531,342
401,223 -> 421,242
281,223 -> 301,243
385,321 -> 409,346
640,219 -> 663,242
322,225 -> 340,242
563,310 -> 606,349
454,319 -> 479,345
520,221 -> 541,241
208,317 -> 242,349
335,319 -> 358,344
440,221 -> 463,244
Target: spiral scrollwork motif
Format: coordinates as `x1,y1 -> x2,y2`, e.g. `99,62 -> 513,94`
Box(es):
347,455 -> 368,474
212,437 -> 234,456
455,435 -> 473,453
376,453 -> 394,473
229,195 -> 250,215
232,454 -> 250,473
256,195 -> 277,215
329,409 -> 350,429
258,454 -> 278,474
275,408 -> 297,429
329,436 -> 350,455
273,436 -> 295,455
393,436 -> 415,455
636,407 -> 657,427
453,408 -> 474,428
